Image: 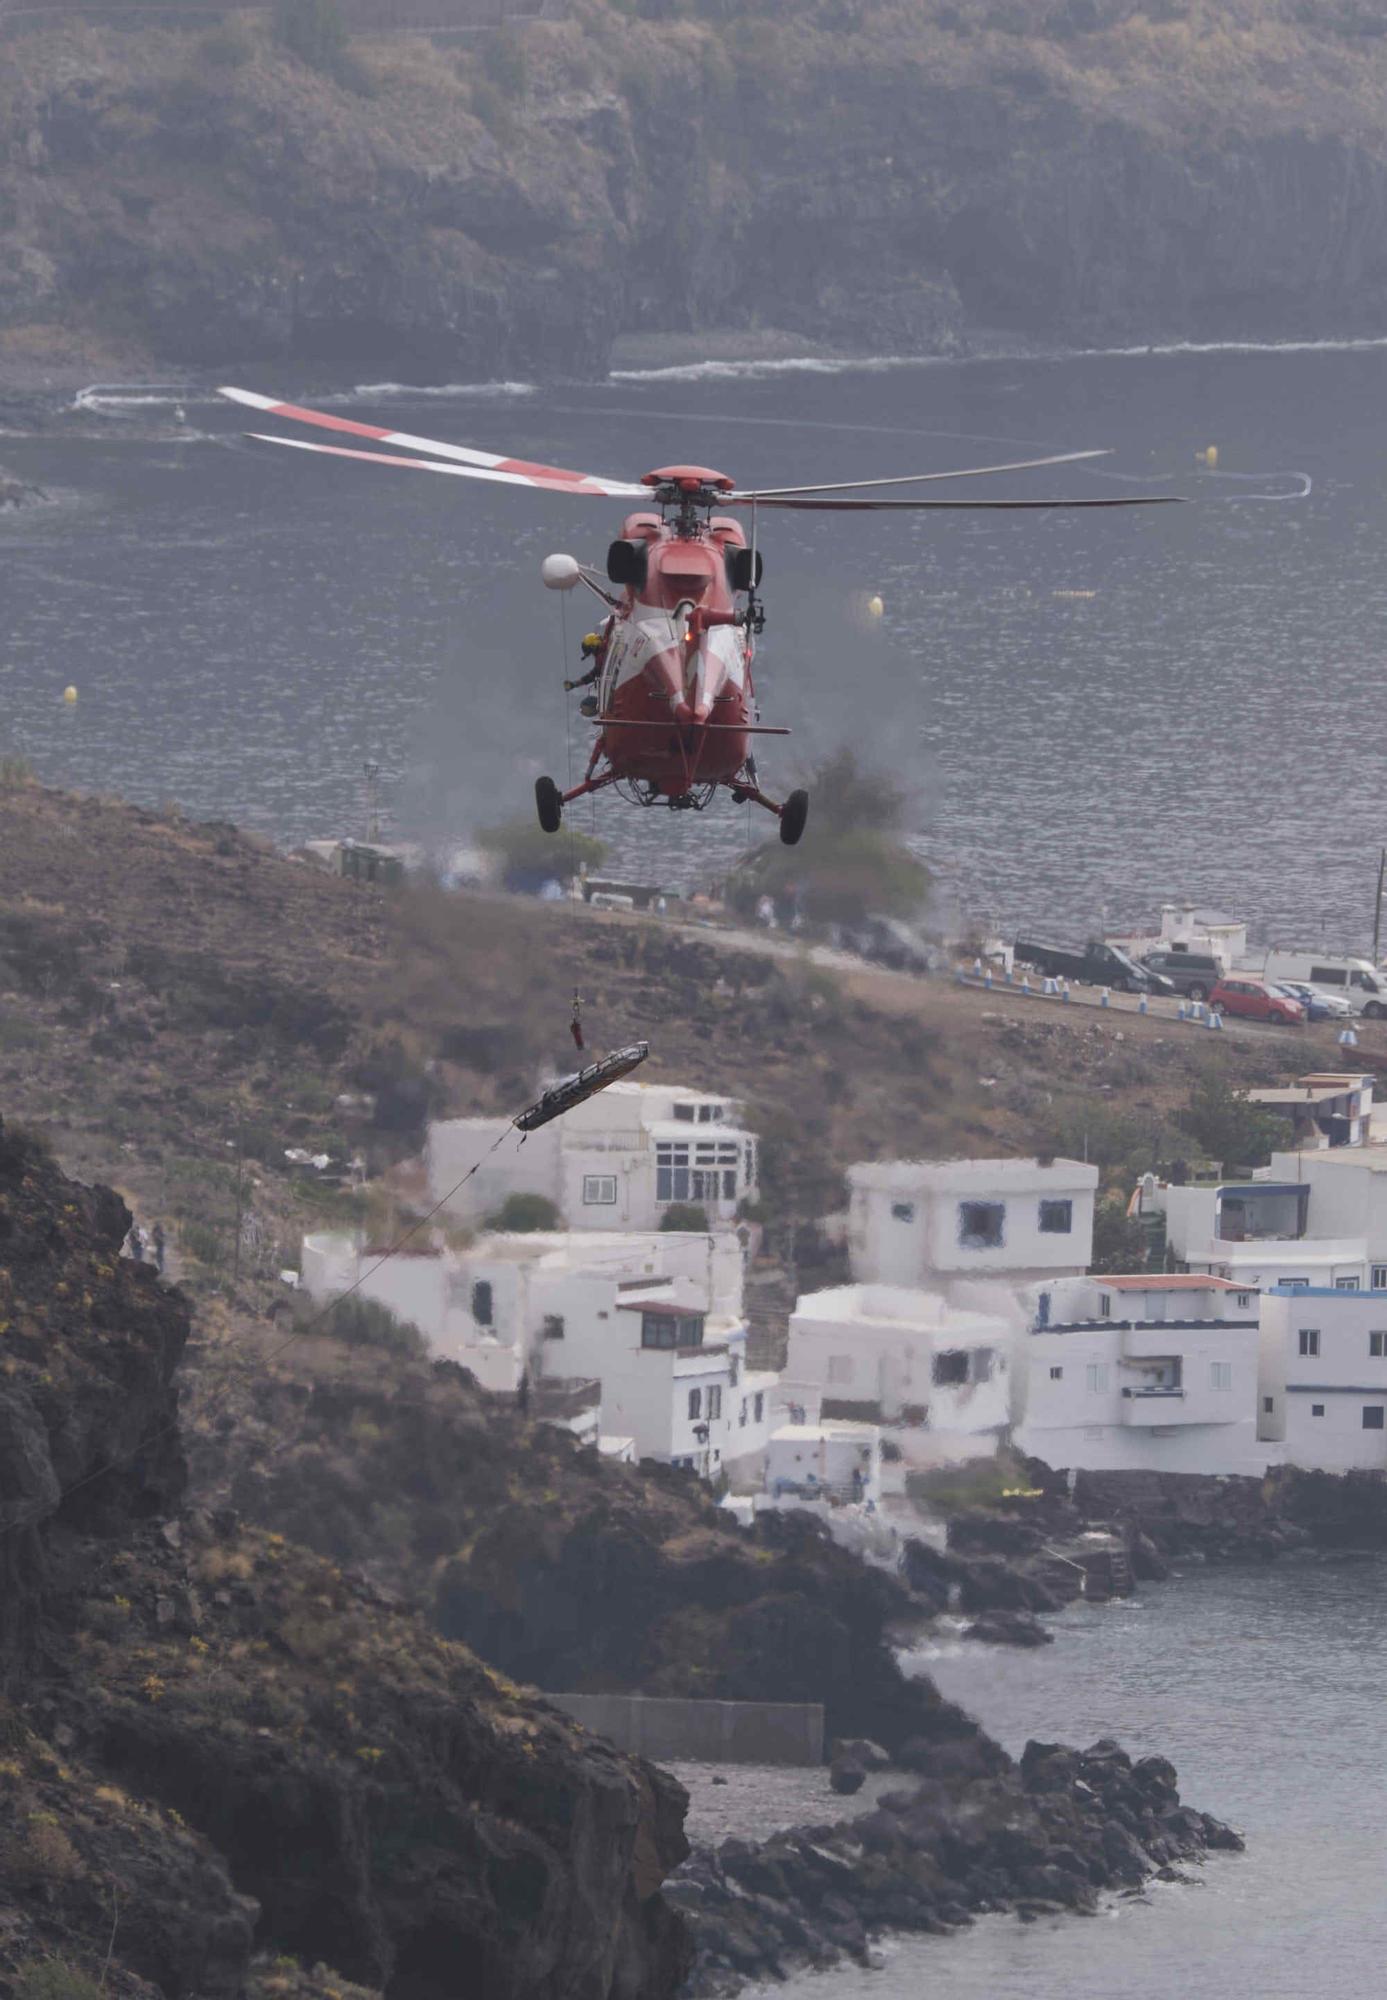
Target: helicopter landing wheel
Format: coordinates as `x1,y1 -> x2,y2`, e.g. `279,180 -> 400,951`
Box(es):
535,775 -> 563,834
779,789 -> 809,847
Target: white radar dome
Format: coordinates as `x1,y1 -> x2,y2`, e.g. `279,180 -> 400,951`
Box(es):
541,553 -> 582,592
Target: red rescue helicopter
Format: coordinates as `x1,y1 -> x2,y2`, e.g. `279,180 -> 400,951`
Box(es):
220,388 -> 1180,847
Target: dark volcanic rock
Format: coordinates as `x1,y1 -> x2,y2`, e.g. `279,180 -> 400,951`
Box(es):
0,1116 -> 691,2000
678,1733 -> 1241,1995
963,1609 -> 1053,1648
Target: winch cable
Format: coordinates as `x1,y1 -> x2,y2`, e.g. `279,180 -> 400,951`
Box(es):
0,1125 -> 519,1546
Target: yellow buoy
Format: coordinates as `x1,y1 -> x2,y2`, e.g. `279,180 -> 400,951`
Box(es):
62,685 -> 78,704
866,594 -> 885,618
1196,444 -> 1219,468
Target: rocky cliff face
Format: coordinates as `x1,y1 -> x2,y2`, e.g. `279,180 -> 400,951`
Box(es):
5,0 -> 1387,381
0,1116 -> 690,2000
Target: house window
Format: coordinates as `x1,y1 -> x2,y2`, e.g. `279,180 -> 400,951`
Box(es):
1364,1406 -> 1385,1430
1374,1266 -> 1387,1291
674,1104 -> 696,1122
698,1104 -> 723,1123
753,1392 -> 764,1422
1372,1333 -> 1387,1358
1283,1278 -> 1309,1290
1236,1293 -> 1252,1310
933,1349 -> 970,1386
1211,1361 -> 1232,1390
656,1143 -> 690,1203
688,1388 -> 702,1419
739,1398 -> 748,1427
973,1348 -> 995,1383
542,1314 -> 565,1342
583,1175 -> 617,1205
707,1386 -> 722,1420
1264,1396 -> 1274,1413
641,1312 -> 705,1350
891,1201 -> 915,1223
1086,1362 -> 1109,1393
958,1200 -> 1005,1250
1049,1365 -> 1064,1380
1298,1328 -> 1320,1357
1039,1198 -> 1073,1235
1099,1294 -> 1112,1319
1336,1277 -> 1361,1292
1312,1403 -> 1326,1417
472,1280 -> 493,1326
827,1355 -> 854,1385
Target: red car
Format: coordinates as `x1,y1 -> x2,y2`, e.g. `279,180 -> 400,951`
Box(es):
1209,976 -> 1304,1026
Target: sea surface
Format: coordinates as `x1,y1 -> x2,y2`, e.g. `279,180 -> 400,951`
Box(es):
2,342 -> 1387,939
756,1557 -> 1387,2000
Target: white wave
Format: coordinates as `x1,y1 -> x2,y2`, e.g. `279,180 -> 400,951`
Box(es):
609,354 -> 930,384
73,384 -> 196,410
339,379 -> 536,401
611,330 -> 1387,387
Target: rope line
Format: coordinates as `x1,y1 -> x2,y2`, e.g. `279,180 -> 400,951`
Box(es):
0,1125 -> 517,1547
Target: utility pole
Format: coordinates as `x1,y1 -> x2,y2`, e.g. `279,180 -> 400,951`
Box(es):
363,760 -> 381,844
1373,848 -> 1386,965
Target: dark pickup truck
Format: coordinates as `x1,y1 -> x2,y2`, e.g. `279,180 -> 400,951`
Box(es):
1014,938 -> 1174,995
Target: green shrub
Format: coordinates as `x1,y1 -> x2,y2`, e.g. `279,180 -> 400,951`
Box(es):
197,19 -> 253,67
179,1219 -> 226,1269
15,1962 -> 103,2000
659,1202 -> 709,1233
481,26 -> 528,95
273,0 -> 347,72
487,1192 -> 562,1233
319,1296 -> 426,1358
479,817 -> 606,894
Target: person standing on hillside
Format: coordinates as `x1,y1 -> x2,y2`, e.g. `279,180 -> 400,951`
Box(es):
151,1221 -> 167,1275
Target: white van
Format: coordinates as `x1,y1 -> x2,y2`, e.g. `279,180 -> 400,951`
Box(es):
1240,952 -> 1387,1018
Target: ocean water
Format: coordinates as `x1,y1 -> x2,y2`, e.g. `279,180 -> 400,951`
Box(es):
1,343 -> 1385,939
755,1557 -> 1387,2000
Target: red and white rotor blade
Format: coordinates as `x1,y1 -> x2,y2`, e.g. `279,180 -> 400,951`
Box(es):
243,431 -> 643,498
738,494 -> 1185,510
220,386 -> 645,497
729,448 -> 1110,500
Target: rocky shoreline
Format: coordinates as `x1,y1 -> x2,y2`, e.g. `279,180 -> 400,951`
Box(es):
677,1736 -> 1241,1995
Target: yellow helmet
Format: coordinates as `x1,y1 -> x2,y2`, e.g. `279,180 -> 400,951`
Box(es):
581,632 -> 603,655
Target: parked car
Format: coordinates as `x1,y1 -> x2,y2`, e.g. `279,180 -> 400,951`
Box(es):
1238,951 -> 1387,1019
1140,949 -> 1223,1001
1273,980 -> 1353,1024
1015,937 -> 1174,994
1209,976 -> 1304,1026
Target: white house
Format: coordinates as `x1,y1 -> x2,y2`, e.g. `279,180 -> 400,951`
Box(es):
1246,1075 -> 1375,1152
1140,1170 -> 1370,1292
1261,1147 -> 1387,1287
1258,1284 -> 1387,1470
425,1081 -> 759,1232
1107,902 -> 1247,971
784,1283 -> 1012,1463
766,1422 -> 883,1504
1014,1274 -> 1265,1475
848,1157 -> 1097,1298
299,1225 -> 775,1481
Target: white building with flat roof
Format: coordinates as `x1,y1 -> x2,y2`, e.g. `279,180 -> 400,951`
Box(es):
766,1422 -> 883,1505
425,1081 -> 758,1232
300,1225 -> 775,1481
1139,1170 -> 1370,1292
1246,1075 -> 1375,1152
849,1157 -> 1097,1297
784,1283 -> 1011,1462
1014,1274 -> 1265,1475
1258,1284 -> 1387,1470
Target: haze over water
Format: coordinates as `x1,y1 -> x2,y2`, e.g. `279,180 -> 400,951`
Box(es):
1,342 -> 1383,943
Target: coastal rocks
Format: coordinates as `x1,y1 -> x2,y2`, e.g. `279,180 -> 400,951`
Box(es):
829,1757 -> 867,1796
679,1735 -> 1241,1995
963,1609 -> 1053,1648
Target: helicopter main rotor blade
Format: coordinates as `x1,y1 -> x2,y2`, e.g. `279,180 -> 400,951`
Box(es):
732,495 -> 1187,511
729,449 -> 1110,500
244,431 -> 644,497
221,386 -> 645,496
